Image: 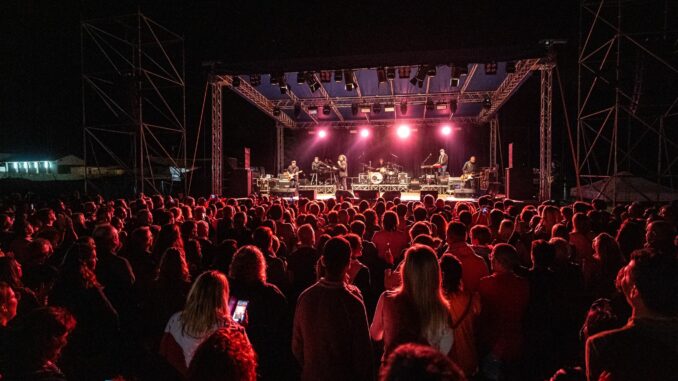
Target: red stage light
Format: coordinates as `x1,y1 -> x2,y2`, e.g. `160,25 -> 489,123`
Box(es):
396,124 -> 411,139
441,125 -> 452,135
318,129 -> 327,138
359,129 -> 370,138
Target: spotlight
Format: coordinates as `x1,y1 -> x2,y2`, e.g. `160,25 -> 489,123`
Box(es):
351,103 -> 359,116
319,71 -> 332,83
441,125 -> 452,136
425,100 -> 435,111
384,103 -> 395,112
308,106 -> 318,115
279,83 -> 288,94
426,65 -> 437,76
396,124 -> 411,139
386,67 -> 396,80
359,104 -> 371,113
409,76 -> 419,87
249,74 -> 261,86
398,67 -> 411,78
318,129 -> 327,138
450,65 -> 461,87
322,104 -> 331,115
270,72 -> 283,85
334,70 -> 343,82
372,103 -> 382,113
344,70 -> 355,91
273,106 -> 281,116
345,82 -> 356,91
307,75 -> 321,93
506,61 -> 516,73
436,101 -> 448,110
458,64 -> 469,75
482,95 -> 492,109
450,99 -> 458,115
485,62 -> 498,75
377,67 -> 387,83
400,101 -> 408,115
232,76 -> 241,87
359,128 -> 370,138
294,104 -> 301,118
296,72 -> 306,85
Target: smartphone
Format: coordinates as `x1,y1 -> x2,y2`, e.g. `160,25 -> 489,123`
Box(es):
232,300 -> 249,323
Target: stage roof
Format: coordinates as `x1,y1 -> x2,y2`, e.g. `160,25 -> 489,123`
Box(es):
211,50 -> 551,129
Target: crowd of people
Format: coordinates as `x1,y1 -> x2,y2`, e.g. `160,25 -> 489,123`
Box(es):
0,191 -> 676,381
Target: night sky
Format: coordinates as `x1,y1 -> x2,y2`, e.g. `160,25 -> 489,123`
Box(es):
2,1 -> 578,186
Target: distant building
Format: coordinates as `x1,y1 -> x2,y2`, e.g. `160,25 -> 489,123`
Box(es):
0,154 -> 125,181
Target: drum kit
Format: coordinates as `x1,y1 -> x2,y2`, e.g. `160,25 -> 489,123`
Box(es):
361,161 -> 403,184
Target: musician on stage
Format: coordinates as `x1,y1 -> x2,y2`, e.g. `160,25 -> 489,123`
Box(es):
337,154 -> 348,190
287,160 -> 301,187
462,155 -> 478,192
436,149 -> 448,176
311,156 -> 322,172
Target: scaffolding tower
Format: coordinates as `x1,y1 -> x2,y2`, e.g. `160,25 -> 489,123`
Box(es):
81,12 -> 187,195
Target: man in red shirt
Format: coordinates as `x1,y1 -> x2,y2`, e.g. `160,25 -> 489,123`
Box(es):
445,222 -> 489,293
477,243 -> 530,380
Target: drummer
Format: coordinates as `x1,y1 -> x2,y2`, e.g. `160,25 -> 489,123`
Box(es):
377,158 -> 387,173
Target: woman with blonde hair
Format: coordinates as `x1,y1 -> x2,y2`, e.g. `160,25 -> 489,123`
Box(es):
370,244 -> 453,362
534,205 -> 562,240
160,270 -> 240,376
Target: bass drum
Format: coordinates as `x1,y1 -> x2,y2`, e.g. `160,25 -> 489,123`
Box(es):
369,172 -> 384,184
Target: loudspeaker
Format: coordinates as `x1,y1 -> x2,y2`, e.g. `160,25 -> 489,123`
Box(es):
382,191 -> 401,201
420,190 -> 438,201
355,189 -> 379,200
271,188 -> 298,198
229,168 -> 251,197
505,167 -> 537,200
298,189 -> 317,200
335,190 -> 355,201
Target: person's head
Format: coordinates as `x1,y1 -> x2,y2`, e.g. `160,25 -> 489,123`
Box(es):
5,307 -> 76,373
541,205 -> 562,228
446,221 -> 467,244
92,223 -> 120,253
158,247 -> 190,283
130,226 -> 154,252
580,298 -> 619,340
531,240 -> 555,268
572,212 -> 591,233
343,233 -> 363,259
187,327 -> 258,381
229,245 -> 267,284
619,249 -> 678,318
439,254 -> 463,294
291,160 -> 297,166
440,149 -> 445,155
61,242 -> 99,289
349,220 -> 366,237
413,206 -> 428,222
551,223 -> 569,240
0,257 -> 23,289
645,220 -> 677,253
469,156 -> 476,164
490,243 -> 519,273
196,220 -> 210,239
593,233 -> 623,269
380,343 -> 466,381
550,237 -> 574,265
470,225 -> 492,245
313,156 -> 319,162
409,221 -> 432,241
297,223 -> 315,247
400,245 -> 450,340
252,226 -> 274,252
182,271 -> 231,336
498,219 -> 514,242
0,282 -> 18,325
321,237 -> 351,281
382,211 -> 399,232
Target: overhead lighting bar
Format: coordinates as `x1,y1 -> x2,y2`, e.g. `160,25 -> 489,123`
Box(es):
436,101 -> 448,110
384,103 -> 395,112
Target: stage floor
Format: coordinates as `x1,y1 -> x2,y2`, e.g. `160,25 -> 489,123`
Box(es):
313,192 -> 476,202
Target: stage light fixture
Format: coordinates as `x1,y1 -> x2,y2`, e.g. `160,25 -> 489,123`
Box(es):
485,62 -> 498,75
372,103 -> 382,113
322,104 -> 331,115
273,106 -> 281,116
344,70 -> 356,91
482,95 -> 492,109
377,67 -> 387,83
279,83 -> 289,94
425,100 -> 435,111
359,104 -> 371,113
318,129 -> 327,138
400,101 -> 408,115
308,106 -> 318,115
386,67 -> 396,80
506,61 -> 516,73
441,125 -> 452,136
249,74 -> 261,86
450,65 -> 461,87
396,124 -> 411,139
307,75 -> 321,93
384,103 -> 395,112
232,76 -> 241,87
450,99 -> 458,115
458,64 -> 469,75
409,76 -> 418,87
296,72 -> 306,85
359,128 -> 370,138
351,103 -> 359,116
398,67 -> 411,78
436,101 -> 448,110
426,65 -> 437,76
334,70 -> 343,82
319,71 -> 332,83
270,72 -> 283,85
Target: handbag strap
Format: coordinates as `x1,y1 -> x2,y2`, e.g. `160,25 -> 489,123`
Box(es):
452,293 -> 474,330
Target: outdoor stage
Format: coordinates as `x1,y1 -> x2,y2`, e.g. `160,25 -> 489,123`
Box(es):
315,192 -> 477,203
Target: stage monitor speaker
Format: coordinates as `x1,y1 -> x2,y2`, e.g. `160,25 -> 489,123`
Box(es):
505,167 -> 538,200
355,190 -> 379,200
420,190 -> 438,201
229,168 -> 251,197
298,189 -> 317,200
382,191 -> 401,201
335,190 -> 355,201
271,188 -> 298,198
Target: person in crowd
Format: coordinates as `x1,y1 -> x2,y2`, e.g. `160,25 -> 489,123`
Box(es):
123,226 -> 156,289
586,249 -> 678,380
379,343 -> 467,381
0,307 -> 76,381
223,211 -> 253,247
439,254 -> 482,377
293,237 -> 373,381
0,257 -> 40,317
372,211 -> 410,266
534,205 -> 561,240
469,224 -> 493,268
477,243 -> 530,380
344,233 -> 371,301
252,226 -> 288,292
588,233 -> 625,299
444,222 -> 489,293
0,282 -> 18,327
160,270 -> 238,376
615,219 -> 645,262
228,245 -> 291,380
93,224 -> 135,322
187,327 -> 257,381
371,245 -> 453,361
642,220 -> 677,256
287,223 -> 320,302
152,223 -> 184,264
569,213 -> 595,265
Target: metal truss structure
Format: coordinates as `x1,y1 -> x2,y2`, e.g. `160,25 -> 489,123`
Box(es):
81,12 -> 186,194
540,62 -> 555,201
210,58 -> 553,198
576,0 -> 678,202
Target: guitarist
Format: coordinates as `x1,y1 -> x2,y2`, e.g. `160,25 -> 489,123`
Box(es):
287,160 -> 302,187
436,148 -> 449,176
461,155 -> 478,193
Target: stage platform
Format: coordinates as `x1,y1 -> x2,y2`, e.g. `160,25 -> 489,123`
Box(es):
280,192 -> 477,203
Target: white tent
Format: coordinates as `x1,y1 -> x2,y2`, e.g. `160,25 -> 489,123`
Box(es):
570,172 -> 678,203
56,155 -> 85,166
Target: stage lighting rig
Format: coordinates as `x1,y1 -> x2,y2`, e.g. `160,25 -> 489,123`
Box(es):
372,103 -> 382,113
249,74 -> 261,86
322,104 -> 331,115
273,106 -> 281,116
436,101 -> 447,110
351,103 -> 359,116
450,99 -> 458,115
306,74 -> 321,93
377,67 -> 387,83
232,76 -> 241,88
344,70 -> 356,91
319,71 -> 332,83
482,95 -> 492,109
359,104 -> 371,113
505,61 -> 516,73
398,67 -> 411,79
279,83 -> 289,94
400,101 -> 408,115
308,106 -> 318,115
294,104 -> 302,118
484,62 -> 498,75
426,65 -> 436,76
450,65 -> 462,87
334,70 -> 343,82
386,67 -> 396,80
296,72 -> 306,85
425,100 -> 435,111
384,103 -> 395,112
270,72 -> 284,86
